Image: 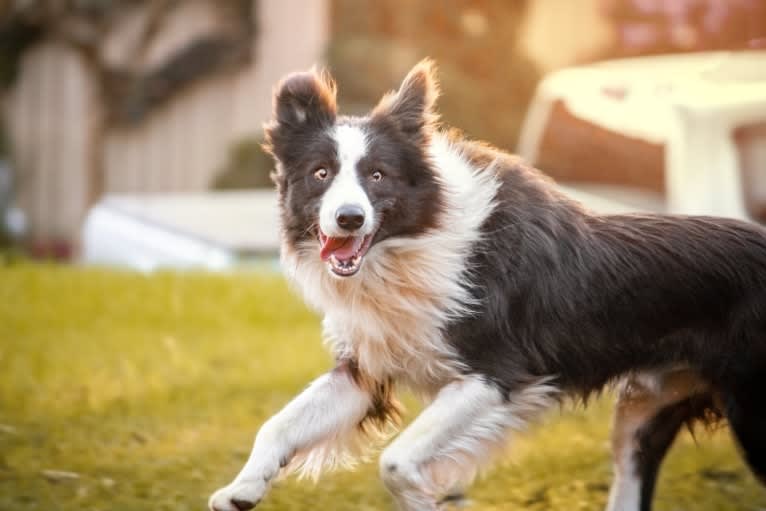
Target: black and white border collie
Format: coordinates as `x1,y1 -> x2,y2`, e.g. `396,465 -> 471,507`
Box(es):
210,60 -> 766,511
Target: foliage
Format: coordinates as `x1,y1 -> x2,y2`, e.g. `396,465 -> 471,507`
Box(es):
328,0 -> 541,150
0,0 -> 130,88
211,138 -> 275,190
0,19 -> 42,88
0,0 -> 255,120
1,265 -> 764,510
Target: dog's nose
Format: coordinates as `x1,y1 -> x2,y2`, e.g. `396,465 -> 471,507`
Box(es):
336,205 -> 365,231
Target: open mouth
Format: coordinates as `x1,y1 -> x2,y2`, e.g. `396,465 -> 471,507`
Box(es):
318,229 -> 375,277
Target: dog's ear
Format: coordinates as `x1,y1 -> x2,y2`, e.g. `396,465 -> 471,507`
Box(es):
263,69 -> 337,185
373,58 -> 439,136
270,69 -> 337,130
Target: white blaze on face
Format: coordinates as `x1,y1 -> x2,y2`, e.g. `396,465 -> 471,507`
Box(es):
319,124 -> 374,237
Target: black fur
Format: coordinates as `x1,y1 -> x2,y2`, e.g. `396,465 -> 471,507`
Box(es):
362,114 -> 444,243
263,71 -> 338,245
444,138 -> 766,399
634,394 -> 716,511
442,137 -> 766,507
723,376 -> 766,485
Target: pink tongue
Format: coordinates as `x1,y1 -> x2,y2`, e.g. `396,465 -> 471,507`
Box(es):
320,236 -> 364,261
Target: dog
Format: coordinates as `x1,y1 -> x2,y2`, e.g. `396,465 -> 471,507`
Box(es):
209,59 -> 766,511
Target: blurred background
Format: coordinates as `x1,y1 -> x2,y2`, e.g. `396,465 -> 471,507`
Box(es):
0,0 -> 764,268
3,3 -> 766,511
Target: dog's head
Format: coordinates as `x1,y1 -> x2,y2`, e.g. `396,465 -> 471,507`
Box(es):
264,59 -> 444,277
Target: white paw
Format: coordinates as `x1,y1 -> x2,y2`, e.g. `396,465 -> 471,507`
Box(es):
208,478 -> 269,511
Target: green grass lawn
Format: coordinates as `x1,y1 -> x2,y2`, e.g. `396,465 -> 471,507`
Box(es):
1,264 -> 764,511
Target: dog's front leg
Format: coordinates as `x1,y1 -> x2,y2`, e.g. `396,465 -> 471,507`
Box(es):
379,375 -> 556,511
209,362 -> 392,511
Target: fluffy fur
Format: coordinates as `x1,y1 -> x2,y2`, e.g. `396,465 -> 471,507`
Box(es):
209,60 -> 766,511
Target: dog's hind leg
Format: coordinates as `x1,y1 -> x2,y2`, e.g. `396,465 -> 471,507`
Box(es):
723,373 -> 766,486
379,376 -> 557,511
606,370 -> 711,511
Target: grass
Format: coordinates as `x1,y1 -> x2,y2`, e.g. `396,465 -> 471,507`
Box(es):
0,264 -> 764,511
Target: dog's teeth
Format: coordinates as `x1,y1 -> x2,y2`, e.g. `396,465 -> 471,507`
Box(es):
326,251 -> 363,276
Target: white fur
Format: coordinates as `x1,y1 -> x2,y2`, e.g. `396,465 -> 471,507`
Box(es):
380,376 -> 558,510
283,132 -> 500,391
606,451 -> 641,511
293,106 -> 307,123
319,124 -> 375,237
208,368 -> 383,511
607,374 -> 658,511
607,369 -> 709,511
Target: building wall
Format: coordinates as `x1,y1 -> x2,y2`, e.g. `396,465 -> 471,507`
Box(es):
5,0 -> 329,245
5,42 -> 99,241
5,0 -> 617,247
104,72 -> 241,194
105,0 -> 329,194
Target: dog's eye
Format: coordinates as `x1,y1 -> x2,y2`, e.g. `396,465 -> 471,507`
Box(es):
371,170 -> 384,182
314,168 -> 328,181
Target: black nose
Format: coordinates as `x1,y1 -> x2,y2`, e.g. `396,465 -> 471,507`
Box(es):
336,205 -> 365,231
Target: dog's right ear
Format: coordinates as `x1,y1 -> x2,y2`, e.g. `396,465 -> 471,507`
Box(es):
271,69 -> 337,129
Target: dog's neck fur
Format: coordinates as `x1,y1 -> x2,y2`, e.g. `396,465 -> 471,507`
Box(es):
281,132 -> 499,392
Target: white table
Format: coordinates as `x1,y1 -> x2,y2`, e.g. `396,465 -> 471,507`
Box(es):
519,51 -> 766,219
81,191 -> 280,271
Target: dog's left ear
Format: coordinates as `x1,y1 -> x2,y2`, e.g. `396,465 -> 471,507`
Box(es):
373,58 -> 439,136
